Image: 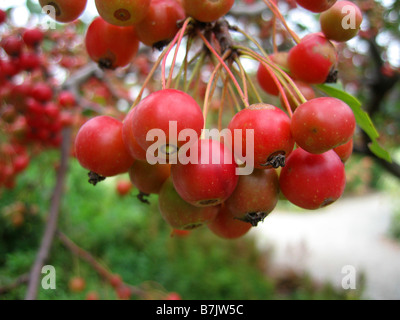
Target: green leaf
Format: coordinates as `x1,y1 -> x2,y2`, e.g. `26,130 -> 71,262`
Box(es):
316,83 -> 392,163
26,0 -> 42,14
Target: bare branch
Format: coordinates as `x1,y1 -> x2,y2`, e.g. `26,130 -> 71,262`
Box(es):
25,127 -> 72,300
57,231 -> 146,298
0,274 -> 29,295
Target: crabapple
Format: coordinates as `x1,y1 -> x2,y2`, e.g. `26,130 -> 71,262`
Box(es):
279,148 -> 346,210
290,97 -> 356,154
320,1 -> 363,42
182,0 -> 234,23
94,0 -> 151,26
228,104 -> 294,170
295,0 -> 336,13
74,116 -> 134,177
225,169 -> 279,226
135,0 -> 185,47
171,139 -> 238,207
85,17 -> 139,69
288,33 -> 337,84
39,0 -> 88,23
158,178 -> 219,230
207,204 -> 252,239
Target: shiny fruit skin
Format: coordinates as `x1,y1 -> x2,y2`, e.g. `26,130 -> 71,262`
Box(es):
95,0 -> 151,26
158,178 -> 219,230
182,0 -> 234,23
280,80 -> 316,112
131,89 -> 204,160
207,204 -> 252,239
129,160 -> 171,194
171,139 -> 238,207
333,138 -> 353,163
135,0 -> 185,47
288,33 -> 337,84
75,116 -> 134,177
225,168 -> 279,226
290,97 -> 356,154
39,0 -> 88,23
295,0 -> 336,13
279,148 -> 346,210
256,52 -> 290,96
122,107 -> 147,161
85,17 -> 139,69
320,1 -> 363,42
228,104 -> 294,170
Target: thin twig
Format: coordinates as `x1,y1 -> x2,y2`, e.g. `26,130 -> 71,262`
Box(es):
25,127 -> 72,300
57,231 -> 146,298
0,274 -> 29,295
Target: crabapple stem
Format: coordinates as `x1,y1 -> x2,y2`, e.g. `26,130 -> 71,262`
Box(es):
263,0 -> 301,44
165,17 -> 192,89
233,57 -> 249,104
161,27 -> 183,90
197,30 -> 249,108
173,36 -> 193,89
237,47 -> 293,116
184,50 -> 206,93
272,16 -> 278,54
202,55 -> 226,136
218,74 -> 230,131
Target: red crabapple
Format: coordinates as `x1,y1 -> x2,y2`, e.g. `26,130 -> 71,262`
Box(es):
74,116 -> 134,178
39,0 -> 88,23
290,97 -> 356,154
295,0 -> 336,13
207,204 -> 252,240
182,0 -> 234,23
171,139 -> 238,207
228,104 -> 294,170
288,33 -> 337,84
94,0 -> 151,26
85,17 -> 139,69
279,148 -> 346,210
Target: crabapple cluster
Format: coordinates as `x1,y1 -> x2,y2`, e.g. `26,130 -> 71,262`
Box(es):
258,1 -> 363,105
74,88 -> 355,239
71,0 -> 359,239
38,0 -> 235,70
61,0 -> 363,239
0,15 -> 82,190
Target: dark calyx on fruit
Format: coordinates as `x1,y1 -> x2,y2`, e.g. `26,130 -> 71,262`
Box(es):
238,211 -> 269,227
88,171 -> 106,186
137,191 -> 150,204
261,152 -> 286,169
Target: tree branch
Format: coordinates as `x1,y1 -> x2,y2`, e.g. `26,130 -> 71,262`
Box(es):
0,274 -> 29,295
25,127 -> 72,300
57,231 -> 146,299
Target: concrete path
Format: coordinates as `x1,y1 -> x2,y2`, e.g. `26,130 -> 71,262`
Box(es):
250,193 -> 400,300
